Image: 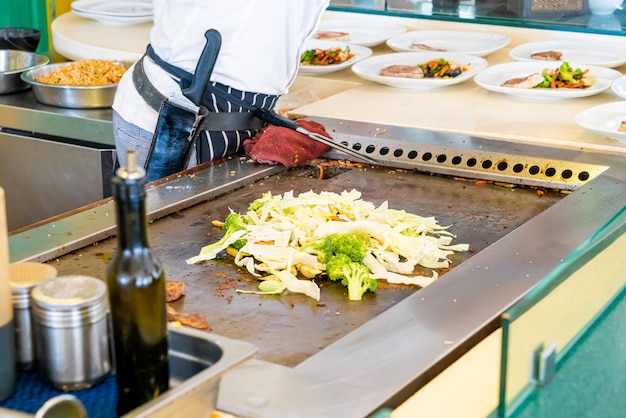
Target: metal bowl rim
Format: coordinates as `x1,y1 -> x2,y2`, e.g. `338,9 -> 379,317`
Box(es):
20,60 -> 131,90
0,50 -> 49,76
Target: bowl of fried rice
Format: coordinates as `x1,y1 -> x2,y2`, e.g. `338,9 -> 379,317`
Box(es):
20,59 -> 131,108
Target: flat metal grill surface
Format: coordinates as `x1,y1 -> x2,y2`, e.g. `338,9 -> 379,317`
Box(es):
50,165 -> 563,367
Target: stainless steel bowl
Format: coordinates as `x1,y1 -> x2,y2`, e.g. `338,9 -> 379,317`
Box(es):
0,50 -> 49,94
20,61 -> 131,109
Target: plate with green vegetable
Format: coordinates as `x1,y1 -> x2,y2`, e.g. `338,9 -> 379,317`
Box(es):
474,61 -> 621,100
298,40 -> 372,75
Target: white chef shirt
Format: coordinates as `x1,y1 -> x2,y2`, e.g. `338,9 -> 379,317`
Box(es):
113,0 -> 330,133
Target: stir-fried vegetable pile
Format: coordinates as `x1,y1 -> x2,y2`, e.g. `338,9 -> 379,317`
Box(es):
536,62 -> 594,89
300,46 -> 355,66
186,190 -> 469,301
419,58 -> 465,78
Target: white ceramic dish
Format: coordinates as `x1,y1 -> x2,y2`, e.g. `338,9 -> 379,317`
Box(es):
474,62 -> 621,100
298,40 -> 372,75
611,76 -> 626,100
72,0 -> 152,25
71,0 -> 152,16
509,40 -> 626,68
575,102 -> 626,144
386,30 -> 511,57
351,52 -> 488,90
314,19 -> 406,47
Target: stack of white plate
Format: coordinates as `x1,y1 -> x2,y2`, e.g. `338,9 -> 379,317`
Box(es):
71,0 -> 153,26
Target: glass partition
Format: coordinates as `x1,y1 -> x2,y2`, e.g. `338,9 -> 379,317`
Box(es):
329,0 -> 626,36
497,205 -> 626,417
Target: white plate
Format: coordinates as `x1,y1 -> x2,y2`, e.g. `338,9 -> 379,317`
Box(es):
575,102 -> 626,144
72,0 -> 152,17
509,40 -> 626,68
611,76 -> 626,100
71,10 -> 153,25
474,62 -> 621,100
386,30 -> 511,57
314,19 -> 406,47
298,40 -> 372,75
351,52 -> 488,90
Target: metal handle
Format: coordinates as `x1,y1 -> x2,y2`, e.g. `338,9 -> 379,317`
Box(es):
254,108 -> 379,164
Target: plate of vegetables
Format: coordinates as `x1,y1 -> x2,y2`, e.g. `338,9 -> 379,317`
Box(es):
474,61 -> 621,100
351,52 -> 488,89
298,40 -> 372,75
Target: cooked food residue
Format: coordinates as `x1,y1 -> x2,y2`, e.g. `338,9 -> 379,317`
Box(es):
165,280 -> 185,302
35,60 -> 127,86
530,50 -> 563,61
166,305 -> 210,331
186,189 -> 469,302
314,30 -> 350,41
300,46 -> 355,66
410,43 -> 447,52
379,58 -> 467,79
501,62 -> 595,89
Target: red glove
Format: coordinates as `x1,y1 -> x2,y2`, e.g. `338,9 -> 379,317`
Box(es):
243,119 -> 331,168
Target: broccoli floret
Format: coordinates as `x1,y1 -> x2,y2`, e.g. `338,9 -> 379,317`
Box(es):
195,212 -> 247,258
559,62 -> 574,81
299,235 -> 334,264
327,232 -> 369,262
222,212 -> 248,250
299,232 -> 369,264
326,254 -> 377,301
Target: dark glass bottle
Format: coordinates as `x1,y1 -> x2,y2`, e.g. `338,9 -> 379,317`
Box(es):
106,151 -> 169,416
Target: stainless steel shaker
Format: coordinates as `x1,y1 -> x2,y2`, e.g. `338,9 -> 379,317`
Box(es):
31,275 -> 111,390
9,262 -> 58,371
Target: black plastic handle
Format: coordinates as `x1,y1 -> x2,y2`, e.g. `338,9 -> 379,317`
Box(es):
182,29 -> 222,106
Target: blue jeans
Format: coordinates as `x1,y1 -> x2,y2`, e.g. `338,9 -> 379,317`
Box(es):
112,110 -> 197,169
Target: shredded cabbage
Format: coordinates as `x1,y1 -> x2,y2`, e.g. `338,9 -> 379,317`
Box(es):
187,189 -> 469,300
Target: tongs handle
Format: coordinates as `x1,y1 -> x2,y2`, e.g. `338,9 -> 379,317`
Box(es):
255,107 -> 302,132
254,108 -> 378,164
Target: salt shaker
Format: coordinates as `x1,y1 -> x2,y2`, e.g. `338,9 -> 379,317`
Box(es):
9,262 -> 57,371
31,275 -> 111,390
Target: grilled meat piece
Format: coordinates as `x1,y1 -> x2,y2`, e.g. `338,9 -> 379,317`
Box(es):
410,43 -> 447,52
530,51 -> 563,61
379,64 -> 425,79
501,72 -> 545,89
314,31 -> 350,41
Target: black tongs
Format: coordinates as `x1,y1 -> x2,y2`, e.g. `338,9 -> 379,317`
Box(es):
255,108 -> 378,164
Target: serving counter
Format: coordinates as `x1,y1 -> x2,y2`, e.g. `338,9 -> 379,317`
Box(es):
4,8 -> 626,418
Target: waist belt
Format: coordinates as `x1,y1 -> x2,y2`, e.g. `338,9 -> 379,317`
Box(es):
132,56 -> 265,132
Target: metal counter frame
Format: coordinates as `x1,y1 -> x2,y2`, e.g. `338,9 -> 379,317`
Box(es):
8,117 -> 626,418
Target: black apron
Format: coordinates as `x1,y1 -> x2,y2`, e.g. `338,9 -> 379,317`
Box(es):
132,29 -> 278,181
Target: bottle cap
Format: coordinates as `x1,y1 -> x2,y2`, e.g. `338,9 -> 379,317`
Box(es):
116,150 -> 146,181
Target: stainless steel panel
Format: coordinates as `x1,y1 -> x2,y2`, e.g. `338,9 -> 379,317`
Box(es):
0,131 -> 115,231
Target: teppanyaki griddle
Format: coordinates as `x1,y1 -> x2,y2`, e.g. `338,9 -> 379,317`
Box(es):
50,163 -> 562,367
